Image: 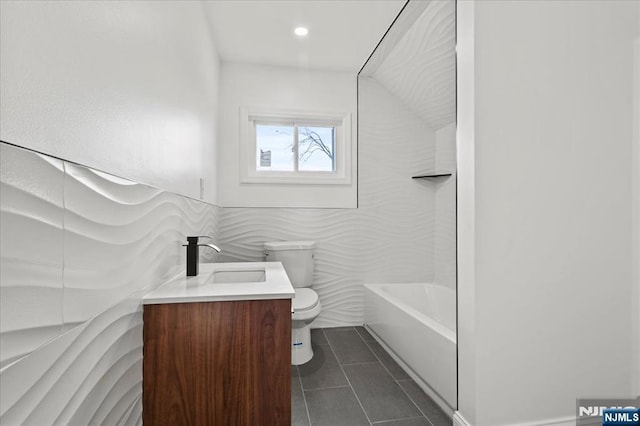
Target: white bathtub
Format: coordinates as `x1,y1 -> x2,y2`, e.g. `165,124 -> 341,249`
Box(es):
364,283 -> 457,411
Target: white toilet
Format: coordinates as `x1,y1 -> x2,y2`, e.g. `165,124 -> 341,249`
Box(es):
264,241 -> 321,365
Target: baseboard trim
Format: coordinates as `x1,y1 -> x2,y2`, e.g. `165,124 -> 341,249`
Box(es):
452,411 -> 576,426
513,416 -> 576,426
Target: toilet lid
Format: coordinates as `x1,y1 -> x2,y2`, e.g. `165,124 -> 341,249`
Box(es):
293,288 -> 319,311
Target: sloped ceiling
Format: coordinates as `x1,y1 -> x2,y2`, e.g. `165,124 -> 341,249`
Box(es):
373,0 -> 456,130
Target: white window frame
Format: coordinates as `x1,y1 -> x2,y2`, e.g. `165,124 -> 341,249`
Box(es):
239,107 -> 352,185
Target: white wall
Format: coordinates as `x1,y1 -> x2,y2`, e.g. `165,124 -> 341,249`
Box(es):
434,123 -> 457,290
455,1 -> 477,423
457,1 -> 639,425
218,62 -> 357,208
0,0 -> 220,203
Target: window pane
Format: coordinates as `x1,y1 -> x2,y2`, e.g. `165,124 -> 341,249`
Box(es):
256,124 -> 294,171
298,126 -> 335,172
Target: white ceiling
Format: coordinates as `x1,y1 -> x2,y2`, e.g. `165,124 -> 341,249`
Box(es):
203,0 -> 406,72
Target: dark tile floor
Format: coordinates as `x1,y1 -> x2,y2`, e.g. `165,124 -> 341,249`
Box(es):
291,326 -> 452,426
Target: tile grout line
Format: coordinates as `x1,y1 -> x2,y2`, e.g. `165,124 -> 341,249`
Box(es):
370,416 -> 431,425
303,384 -> 353,392
394,375 -> 436,426
354,326 -> 374,343
320,327 -> 375,426
305,328 -> 441,426
338,327 -> 431,425
340,360 -> 381,367
362,338 -> 398,380
295,364 -> 313,426
357,327 -> 410,382
358,327 -> 408,382
361,332 -> 435,426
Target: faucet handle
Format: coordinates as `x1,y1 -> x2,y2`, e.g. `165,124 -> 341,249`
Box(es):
183,237 -> 221,252
186,235 -> 214,244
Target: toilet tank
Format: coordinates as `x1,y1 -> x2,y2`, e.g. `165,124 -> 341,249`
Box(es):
264,241 -> 315,288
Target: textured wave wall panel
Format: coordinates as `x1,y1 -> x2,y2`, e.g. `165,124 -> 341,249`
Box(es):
0,141 -> 220,424
220,78 -> 437,327
358,78 -> 436,283
366,0 -> 457,289
220,207 -> 365,326
63,163 -> 219,326
0,296 -> 142,425
373,0 -> 456,131
0,144 -> 64,368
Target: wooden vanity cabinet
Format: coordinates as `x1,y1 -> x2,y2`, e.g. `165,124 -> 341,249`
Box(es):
142,299 -> 291,425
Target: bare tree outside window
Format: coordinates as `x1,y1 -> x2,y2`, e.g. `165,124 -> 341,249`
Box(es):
297,126 -> 335,171
299,127 -> 334,163
255,123 -> 336,172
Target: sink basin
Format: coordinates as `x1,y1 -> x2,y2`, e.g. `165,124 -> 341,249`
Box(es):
209,269 -> 266,284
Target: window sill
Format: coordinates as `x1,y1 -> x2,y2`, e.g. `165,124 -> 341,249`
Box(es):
240,173 -> 351,185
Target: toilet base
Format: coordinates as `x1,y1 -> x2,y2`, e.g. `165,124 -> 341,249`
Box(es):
291,324 -> 313,365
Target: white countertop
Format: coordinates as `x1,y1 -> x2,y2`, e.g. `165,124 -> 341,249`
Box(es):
143,262 -> 295,305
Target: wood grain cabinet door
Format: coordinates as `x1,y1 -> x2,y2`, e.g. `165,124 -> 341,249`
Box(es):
143,299 -> 291,425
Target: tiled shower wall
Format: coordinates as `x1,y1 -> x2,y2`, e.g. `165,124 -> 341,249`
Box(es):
0,142 -> 220,424
372,0 -> 457,291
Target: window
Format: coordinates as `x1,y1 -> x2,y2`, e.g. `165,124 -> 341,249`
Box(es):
240,108 -> 351,184
256,124 -> 335,172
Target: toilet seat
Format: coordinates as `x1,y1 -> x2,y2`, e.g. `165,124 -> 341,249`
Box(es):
293,288 -> 319,312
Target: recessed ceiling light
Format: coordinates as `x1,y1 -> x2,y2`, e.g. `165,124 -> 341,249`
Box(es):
294,27 -> 309,37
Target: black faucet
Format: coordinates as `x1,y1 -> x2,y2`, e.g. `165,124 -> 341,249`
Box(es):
184,236 -> 221,277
